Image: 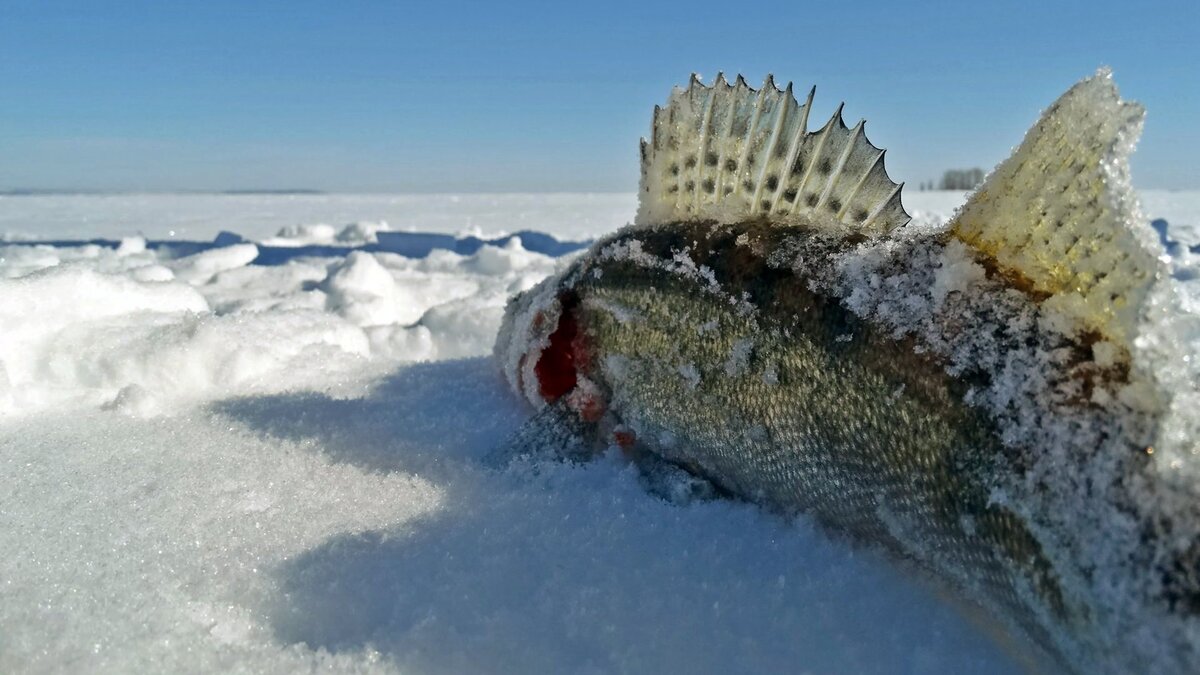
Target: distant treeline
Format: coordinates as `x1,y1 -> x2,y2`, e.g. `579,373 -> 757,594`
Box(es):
916,168 -> 986,191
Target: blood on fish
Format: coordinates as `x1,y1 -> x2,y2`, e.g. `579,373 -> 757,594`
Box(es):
613,428 -> 636,450
535,293 -> 581,402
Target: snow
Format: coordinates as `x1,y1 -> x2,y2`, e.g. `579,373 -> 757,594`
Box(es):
1,191 -> 1197,674
0,193 -> 636,242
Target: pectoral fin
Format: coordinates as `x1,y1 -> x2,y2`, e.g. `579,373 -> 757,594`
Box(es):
484,400 -> 593,467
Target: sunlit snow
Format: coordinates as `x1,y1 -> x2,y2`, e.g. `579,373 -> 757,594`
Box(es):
1,192 -> 1196,674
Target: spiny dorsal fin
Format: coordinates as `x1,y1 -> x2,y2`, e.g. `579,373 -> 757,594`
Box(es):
636,74 -> 909,234
950,69 -> 1164,345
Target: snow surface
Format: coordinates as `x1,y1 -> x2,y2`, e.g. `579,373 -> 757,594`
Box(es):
2,192 -> 1197,674
0,193 -> 637,242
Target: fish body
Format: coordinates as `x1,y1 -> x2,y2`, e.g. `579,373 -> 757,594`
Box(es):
495,71 -> 1200,673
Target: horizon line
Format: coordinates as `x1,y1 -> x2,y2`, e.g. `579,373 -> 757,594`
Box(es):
4,187 -> 1200,197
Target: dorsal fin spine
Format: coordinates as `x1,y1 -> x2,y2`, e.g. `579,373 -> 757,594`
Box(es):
862,181 -> 903,231
751,83 -> 793,213
789,104 -> 841,209
817,116 -> 863,210
839,146 -> 885,220
733,80 -> 771,199
769,85 -> 815,212
694,79 -> 720,211
713,78 -> 740,197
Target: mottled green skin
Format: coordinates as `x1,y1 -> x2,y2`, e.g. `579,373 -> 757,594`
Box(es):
564,222 -> 1067,667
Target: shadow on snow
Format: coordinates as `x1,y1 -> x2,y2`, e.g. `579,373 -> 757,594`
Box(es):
208,359 -> 1017,674
2,229 -> 592,266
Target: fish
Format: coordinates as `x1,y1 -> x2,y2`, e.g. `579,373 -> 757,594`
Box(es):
493,70 -> 1200,673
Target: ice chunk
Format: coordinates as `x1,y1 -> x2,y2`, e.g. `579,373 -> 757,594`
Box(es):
171,243 -> 260,285
116,236 -> 146,256
465,238 -> 540,275
320,251 -> 406,326
263,222 -> 338,246
335,220 -> 391,244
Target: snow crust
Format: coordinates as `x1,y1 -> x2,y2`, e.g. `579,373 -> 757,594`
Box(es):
1,192 -> 1196,673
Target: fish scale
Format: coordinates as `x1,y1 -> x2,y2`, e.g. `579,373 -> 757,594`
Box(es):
575,224 -> 1059,630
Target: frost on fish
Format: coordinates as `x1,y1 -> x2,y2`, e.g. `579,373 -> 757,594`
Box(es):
495,71 -> 1200,674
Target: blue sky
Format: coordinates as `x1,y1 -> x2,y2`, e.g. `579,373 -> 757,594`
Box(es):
1,0 -> 1196,192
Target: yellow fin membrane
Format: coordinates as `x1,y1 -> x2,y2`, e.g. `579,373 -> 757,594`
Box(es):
951,69 -> 1165,345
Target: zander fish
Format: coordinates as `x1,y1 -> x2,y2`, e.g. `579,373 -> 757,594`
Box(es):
494,70 -> 1200,673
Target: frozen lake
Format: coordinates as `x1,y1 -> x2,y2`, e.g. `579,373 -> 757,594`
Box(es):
2,190 -> 1197,243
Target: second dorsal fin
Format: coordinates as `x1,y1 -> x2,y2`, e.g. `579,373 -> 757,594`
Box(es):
950,69 -> 1165,345
636,74 -> 908,234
